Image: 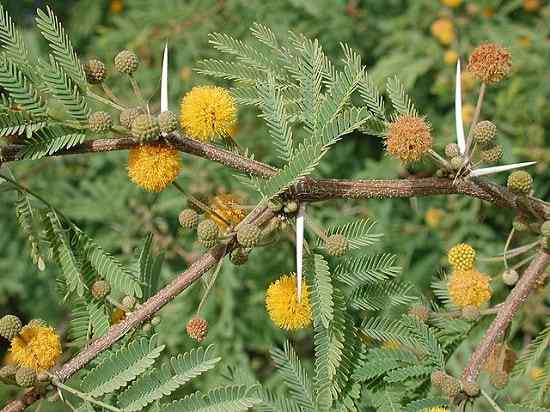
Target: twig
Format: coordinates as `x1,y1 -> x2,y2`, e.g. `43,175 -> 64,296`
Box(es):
52,379 -> 122,412
481,389 -> 504,412
462,248 -> 550,383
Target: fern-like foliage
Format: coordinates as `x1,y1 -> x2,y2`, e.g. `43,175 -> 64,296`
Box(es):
386,76 -> 417,117
271,342 -> 316,411
81,334 -> 165,397
35,6 -> 86,86
117,345 -> 221,411
305,254 -> 334,329
514,320 -> 550,377
321,218 -> 382,250
39,55 -> 90,123
0,56 -> 46,116
17,127 -> 85,160
14,192 -> 44,269
0,111 -> 46,137
0,4 -> 31,70
335,254 -> 401,287
161,385 -> 262,412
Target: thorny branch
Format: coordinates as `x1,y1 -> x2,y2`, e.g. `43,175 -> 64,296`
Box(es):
1,131 -> 549,411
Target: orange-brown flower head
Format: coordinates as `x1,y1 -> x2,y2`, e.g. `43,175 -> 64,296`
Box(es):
385,115 -> 432,163
467,43 -> 512,84
127,144 -> 182,192
207,194 -> 247,230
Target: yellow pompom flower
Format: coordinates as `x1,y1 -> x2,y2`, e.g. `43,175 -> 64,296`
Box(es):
207,194 -> 247,231
431,18 -> 455,45
444,50 -> 458,65
10,325 -> 62,372
441,0 -> 462,7
127,144 -> 182,192
425,208 -> 444,229
385,115 -> 433,163
447,269 -> 492,308
447,243 -> 476,270
180,86 -> 237,141
265,274 -> 312,330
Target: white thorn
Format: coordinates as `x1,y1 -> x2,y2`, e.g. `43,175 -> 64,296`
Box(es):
296,203 -> 306,303
470,161 -> 537,177
160,44 -> 169,115
455,60 -> 466,155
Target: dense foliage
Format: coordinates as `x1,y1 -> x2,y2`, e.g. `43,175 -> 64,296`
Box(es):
1,1 -> 550,411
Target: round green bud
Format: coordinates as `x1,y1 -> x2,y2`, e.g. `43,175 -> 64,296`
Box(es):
325,234 -> 349,257
131,114 -> 160,142
480,144 -> 503,164
15,367 -> 36,387
27,319 -> 48,328
540,221 -> 550,237
473,120 -> 497,146
84,59 -> 106,84
142,323 -> 152,333
0,365 -> 17,384
91,280 -> 111,300
0,315 -> 22,340
236,224 -> 261,248
507,170 -> 533,195
151,316 -> 161,326
230,248 -> 249,265
441,375 -> 462,399
445,143 -> 460,158
490,370 -> 509,389
461,380 -> 480,397
178,209 -> 199,229
513,216 -> 529,232
197,220 -> 219,242
114,50 -> 139,75
502,269 -> 519,286
408,305 -> 430,322
88,111 -> 112,132
158,111 -> 178,134
198,238 -> 218,248
284,200 -> 299,214
450,156 -> 463,170
122,295 -> 137,310
268,197 -> 284,212
431,370 -> 447,388
119,107 -> 142,130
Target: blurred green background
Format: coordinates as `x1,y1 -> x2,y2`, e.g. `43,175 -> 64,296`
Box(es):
1,0 -> 549,408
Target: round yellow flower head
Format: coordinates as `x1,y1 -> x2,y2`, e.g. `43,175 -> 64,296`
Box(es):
265,273 -> 312,330
467,43 -> 512,84
385,115 -> 433,163
442,0 -> 462,7
180,86 -> 237,141
447,269 -> 492,308
447,243 -> 476,270
431,18 -> 455,45
127,144 -> 182,192
10,325 -> 62,372
425,208 -> 444,229
207,194 -> 247,230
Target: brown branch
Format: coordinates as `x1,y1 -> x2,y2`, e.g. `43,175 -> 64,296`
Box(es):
462,247 -> 550,383
2,133 -> 549,218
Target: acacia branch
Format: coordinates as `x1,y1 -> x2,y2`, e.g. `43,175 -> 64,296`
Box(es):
1,133 -> 549,218
462,247 -> 550,383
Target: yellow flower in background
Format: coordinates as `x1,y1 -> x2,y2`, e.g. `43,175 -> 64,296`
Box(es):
461,71 -> 477,93
431,18 -> 455,45
110,0 -> 123,13
382,339 -> 401,349
529,367 -> 544,381
444,50 -> 458,65
519,35 -> 531,48
523,0 -> 541,12
423,408 -> 449,412
10,325 -> 62,371
265,274 -> 312,330
441,0 -> 463,8
447,269 -> 492,308
425,208 -> 444,229
385,115 -> 433,163
180,86 -> 237,141
462,104 -> 474,124
208,194 -> 247,230
447,243 -> 476,270
127,144 -> 182,192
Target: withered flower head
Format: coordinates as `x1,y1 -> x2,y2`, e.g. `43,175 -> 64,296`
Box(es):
467,43 -> 512,84
385,115 -> 432,163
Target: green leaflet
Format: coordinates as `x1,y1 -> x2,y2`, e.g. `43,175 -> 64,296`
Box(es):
305,254 -> 334,329
161,385 -> 262,412
117,345 -> 221,411
0,57 -> 46,116
81,334 -> 165,397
